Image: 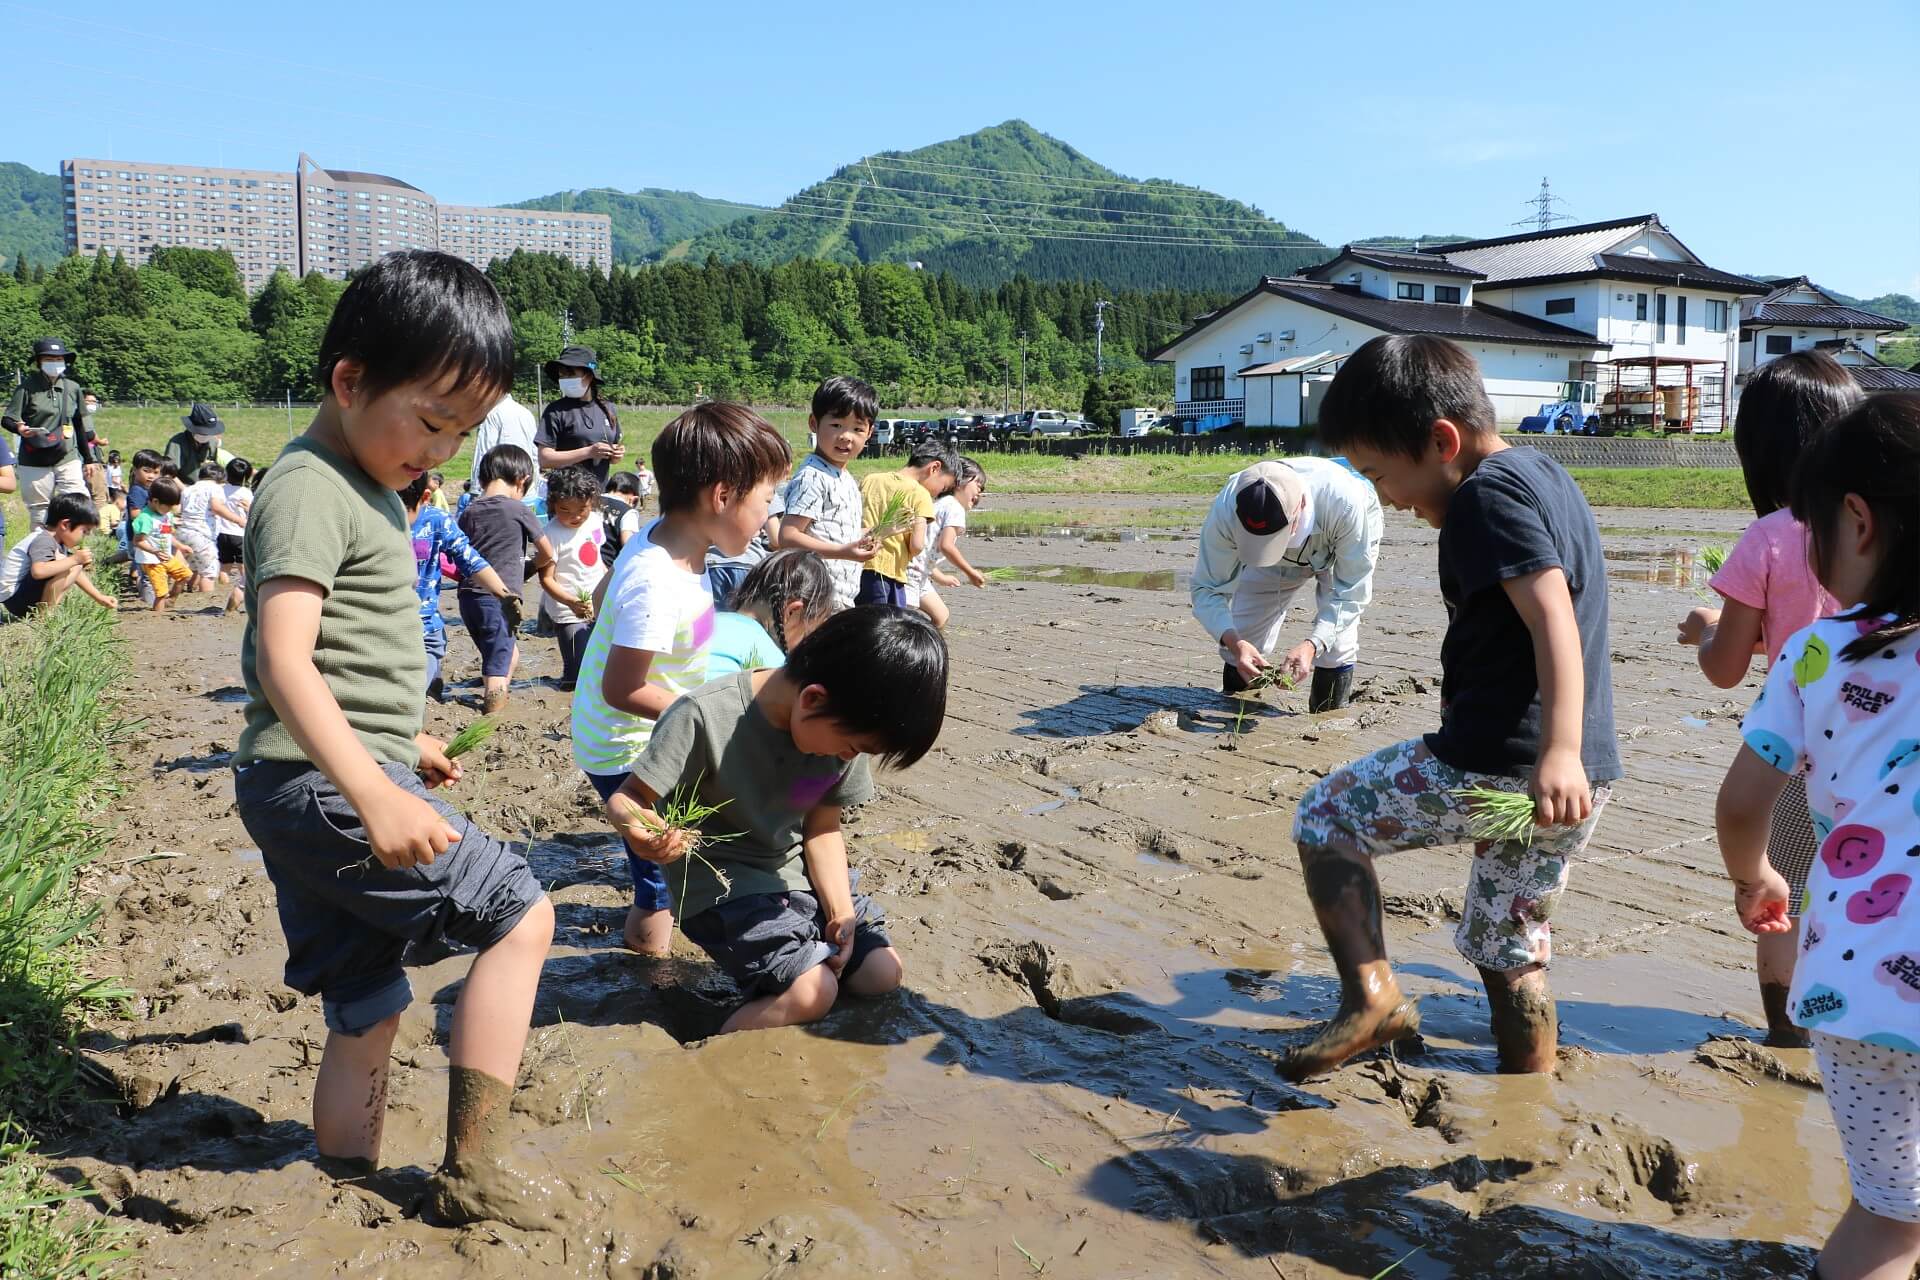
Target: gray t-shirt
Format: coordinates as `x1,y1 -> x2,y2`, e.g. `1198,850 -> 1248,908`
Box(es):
630,671 -> 873,918
3,531 -> 60,612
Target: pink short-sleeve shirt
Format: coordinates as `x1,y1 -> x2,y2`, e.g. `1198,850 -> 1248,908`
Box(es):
1710,509 -> 1839,666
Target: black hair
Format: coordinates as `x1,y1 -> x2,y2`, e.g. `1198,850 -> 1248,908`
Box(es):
728,549 -> 836,650
545,464 -> 601,507
1318,334 -> 1497,458
197,462 -> 224,481
652,402 -> 792,515
782,605 -> 947,768
43,492 -> 97,530
107,449 -> 121,464
148,476 -> 183,506
477,443 -> 534,489
428,471 -> 445,488
225,457 -> 253,486
131,448 -> 164,472
158,461 -> 181,481
605,470 -> 641,497
315,249 -> 514,407
906,440 -> 959,477
811,374 -> 878,427
400,472 -> 432,508
1733,351 -> 1862,517
958,456 -> 987,487
1791,393 -> 1920,663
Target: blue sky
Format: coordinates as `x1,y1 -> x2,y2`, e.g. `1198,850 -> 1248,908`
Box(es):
12,0 -> 1917,296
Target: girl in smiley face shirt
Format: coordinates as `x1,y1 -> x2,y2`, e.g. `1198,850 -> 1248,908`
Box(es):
1716,394 -> 1920,1273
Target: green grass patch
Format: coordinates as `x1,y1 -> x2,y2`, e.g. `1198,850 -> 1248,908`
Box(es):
1566,468 -> 1748,510
0,1124 -> 130,1279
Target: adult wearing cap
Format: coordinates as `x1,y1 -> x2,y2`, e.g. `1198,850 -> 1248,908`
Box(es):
535,344 -> 623,487
1190,457 -> 1384,712
3,338 -> 97,528
164,403 -> 230,479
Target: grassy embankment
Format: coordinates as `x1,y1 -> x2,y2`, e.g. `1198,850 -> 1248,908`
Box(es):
0,590 -> 135,1276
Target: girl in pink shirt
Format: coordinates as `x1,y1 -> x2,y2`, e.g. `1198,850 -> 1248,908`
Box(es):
1678,350 -> 1862,1046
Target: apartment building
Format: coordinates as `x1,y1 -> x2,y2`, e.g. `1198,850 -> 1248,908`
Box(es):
61,154 -> 612,292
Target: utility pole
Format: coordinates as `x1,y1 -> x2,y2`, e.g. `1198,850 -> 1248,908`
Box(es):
1512,177 -> 1572,232
1093,299 -> 1110,377
1018,330 -> 1028,415
1001,359 -> 1010,414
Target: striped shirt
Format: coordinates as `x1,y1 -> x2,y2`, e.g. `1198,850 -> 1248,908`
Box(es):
570,519 -> 716,775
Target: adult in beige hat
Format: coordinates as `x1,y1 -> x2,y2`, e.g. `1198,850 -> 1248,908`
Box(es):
1189,457 -> 1383,711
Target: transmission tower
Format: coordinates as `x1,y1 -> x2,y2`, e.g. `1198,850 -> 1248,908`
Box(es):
1512,177 -> 1573,232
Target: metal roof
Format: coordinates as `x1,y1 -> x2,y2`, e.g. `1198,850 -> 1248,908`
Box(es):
1423,217 -> 1659,281
1747,302 -> 1908,330
1238,351 -> 1344,377
1849,363 -> 1920,391
1589,254 -> 1769,294
318,168 -> 426,193
1301,246 -> 1485,280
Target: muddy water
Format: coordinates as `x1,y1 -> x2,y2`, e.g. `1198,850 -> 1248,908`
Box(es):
49,497 -> 1839,1277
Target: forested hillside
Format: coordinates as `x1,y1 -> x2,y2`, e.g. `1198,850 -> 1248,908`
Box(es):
0,162 -> 66,271
507,187 -> 758,263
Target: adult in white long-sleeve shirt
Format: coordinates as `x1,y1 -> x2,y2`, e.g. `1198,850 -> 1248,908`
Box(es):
1190,457 -> 1383,711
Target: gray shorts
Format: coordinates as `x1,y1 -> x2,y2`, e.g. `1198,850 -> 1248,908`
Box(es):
234,759 -> 543,1035
680,888 -> 890,997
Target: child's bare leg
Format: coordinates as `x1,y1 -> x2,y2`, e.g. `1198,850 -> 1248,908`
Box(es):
844,946 -> 904,996
622,905 -> 673,957
918,592 -> 949,630
313,1012 -> 401,1167
38,574 -> 73,610
76,570 -> 115,609
1818,1202 -> 1920,1280
721,965 -> 839,1034
1280,842 -> 1419,1081
481,675 -> 509,713
443,896 -> 552,1146
1479,964 -> 1557,1073
1757,924 -> 1809,1048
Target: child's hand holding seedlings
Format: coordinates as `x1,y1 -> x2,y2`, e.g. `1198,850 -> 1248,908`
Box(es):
839,533 -> 880,563
1676,605 -> 1719,647
963,565 -> 986,589
414,732 -> 464,789
608,789 -> 688,865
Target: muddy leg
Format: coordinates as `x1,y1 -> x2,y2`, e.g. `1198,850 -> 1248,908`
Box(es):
722,964 -> 840,1034
312,1012 -> 401,1167
1479,964 -> 1557,1074
1757,925 -> 1810,1049
1279,842 -> 1420,1082
623,905 -> 673,958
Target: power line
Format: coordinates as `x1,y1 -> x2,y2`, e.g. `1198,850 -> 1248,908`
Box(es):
818,175 -> 1323,236
860,153 -> 1227,198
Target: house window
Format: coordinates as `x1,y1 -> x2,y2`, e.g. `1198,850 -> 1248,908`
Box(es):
1764,335 -> 1793,355
1434,285 -> 1461,304
1396,282 -> 1425,301
1190,366 -> 1226,401
1544,297 -> 1576,315
1656,294 -> 1667,342
1706,299 -> 1728,333
1677,296 -> 1687,343
1636,292 -> 1648,321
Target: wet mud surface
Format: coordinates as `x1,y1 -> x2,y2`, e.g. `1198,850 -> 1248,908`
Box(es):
50,496 -> 1845,1277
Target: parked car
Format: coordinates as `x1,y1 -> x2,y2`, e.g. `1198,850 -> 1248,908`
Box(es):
1016,409 -> 1079,437
1119,408 -> 1162,437
870,418 -> 899,448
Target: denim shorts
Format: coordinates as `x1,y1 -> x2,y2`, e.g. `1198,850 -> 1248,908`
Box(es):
681,888 -> 890,996
235,759 -> 543,1034
585,770 -> 673,913
456,590 -> 517,677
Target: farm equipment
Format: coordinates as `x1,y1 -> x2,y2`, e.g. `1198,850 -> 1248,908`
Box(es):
1517,399 -> 1596,434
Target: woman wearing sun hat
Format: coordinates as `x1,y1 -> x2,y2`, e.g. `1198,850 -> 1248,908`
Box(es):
535,344 -> 624,487
164,402 -> 232,479
3,337 -> 97,528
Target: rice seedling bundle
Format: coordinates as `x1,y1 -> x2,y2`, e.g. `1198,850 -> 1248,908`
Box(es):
866,488 -> 921,540
982,566 -> 1022,583
610,776 -> 738,898
1454,786 -> 1539,845
443,718 -> 495,760
1700,544 -> 1728,575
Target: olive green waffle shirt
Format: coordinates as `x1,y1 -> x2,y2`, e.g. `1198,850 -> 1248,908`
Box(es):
235,437 -> 425,769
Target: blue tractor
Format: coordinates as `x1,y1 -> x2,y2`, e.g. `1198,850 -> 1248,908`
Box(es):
1517,381 -> 1600,434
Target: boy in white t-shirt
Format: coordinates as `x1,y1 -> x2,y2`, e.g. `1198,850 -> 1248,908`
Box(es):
214,456 -> 253,613
909,457 -> 987,630
537,466 -> 611,690
177,463 -> 225,592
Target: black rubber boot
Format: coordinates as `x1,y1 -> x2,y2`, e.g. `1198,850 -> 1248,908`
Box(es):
1308,664 -> 1355,712
1222,662 -> 1249,696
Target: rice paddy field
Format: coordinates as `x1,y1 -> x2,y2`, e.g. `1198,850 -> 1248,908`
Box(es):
0,467 -> 1845,1277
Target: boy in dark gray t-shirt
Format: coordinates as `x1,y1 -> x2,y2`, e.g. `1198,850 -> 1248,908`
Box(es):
607,607 -> 948,1034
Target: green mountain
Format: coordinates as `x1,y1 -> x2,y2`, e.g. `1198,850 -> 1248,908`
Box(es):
0,161 -> 66,270
682,120 -> 1329,292
1351,234 -> 1475,250
507,186 -> 758,264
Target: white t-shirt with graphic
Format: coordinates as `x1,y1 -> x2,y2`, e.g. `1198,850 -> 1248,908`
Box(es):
541,514 -> 610,622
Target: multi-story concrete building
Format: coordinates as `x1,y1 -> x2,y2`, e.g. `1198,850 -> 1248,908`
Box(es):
438,205 -> 612,276
63,158 -> 301,289
61,153 -> 612,292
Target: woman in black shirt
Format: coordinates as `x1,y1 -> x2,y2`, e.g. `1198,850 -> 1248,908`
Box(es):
535,344 -> 624,486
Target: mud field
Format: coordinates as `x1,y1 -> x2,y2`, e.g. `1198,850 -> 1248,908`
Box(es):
50,494 -> 1843,1278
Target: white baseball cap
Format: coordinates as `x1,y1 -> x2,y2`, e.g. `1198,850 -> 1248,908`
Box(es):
1229,462 -> 1310,567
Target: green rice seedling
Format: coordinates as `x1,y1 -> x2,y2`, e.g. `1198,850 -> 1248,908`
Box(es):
1454,786 -> 1539,845
865,488 -> 921,540
610,774 -> 739,903
1243,664 -> 1297,694
1700,544 -> 1728,575
982,566 -> 1023,584
443,718 -> 495,760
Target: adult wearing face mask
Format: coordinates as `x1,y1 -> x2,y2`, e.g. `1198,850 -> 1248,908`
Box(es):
535,345 -> 623,487
164,403 -> 229,478
3,338 -> 97,529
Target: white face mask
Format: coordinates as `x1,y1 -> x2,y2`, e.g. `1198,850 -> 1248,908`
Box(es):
192,432 -> 216,445
39,361 -> 65,378
558,376 -> 588,399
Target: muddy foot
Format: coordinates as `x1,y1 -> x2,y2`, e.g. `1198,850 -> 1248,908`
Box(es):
1279,999 -> 1421,1082
423,1155 -> 583,1233
1762,1025 -> 1813,1050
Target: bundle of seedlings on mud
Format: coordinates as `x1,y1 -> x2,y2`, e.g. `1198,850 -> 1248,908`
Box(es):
865,489 -> 921,540
611,774 -> 738,899
1692,543 -> 1730,597
1242,664 -> 1297,694
443,718 -> 495,761
982,566 -> 1022,584
1454,786 -> 1541,845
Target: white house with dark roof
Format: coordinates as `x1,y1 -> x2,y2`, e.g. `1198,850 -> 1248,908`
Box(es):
1738,278 -> 1909,378
1148,249 -> 1606,429
1418,215 -> 1767,431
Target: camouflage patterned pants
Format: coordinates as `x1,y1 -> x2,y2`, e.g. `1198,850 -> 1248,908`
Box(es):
1292,738 -> 1612,972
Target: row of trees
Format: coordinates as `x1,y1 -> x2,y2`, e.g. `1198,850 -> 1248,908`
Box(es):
0,246 -> 1228,416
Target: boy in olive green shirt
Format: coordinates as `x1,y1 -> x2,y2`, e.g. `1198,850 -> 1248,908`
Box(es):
232,251 -> 552,1224
855,442 -> 957,608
